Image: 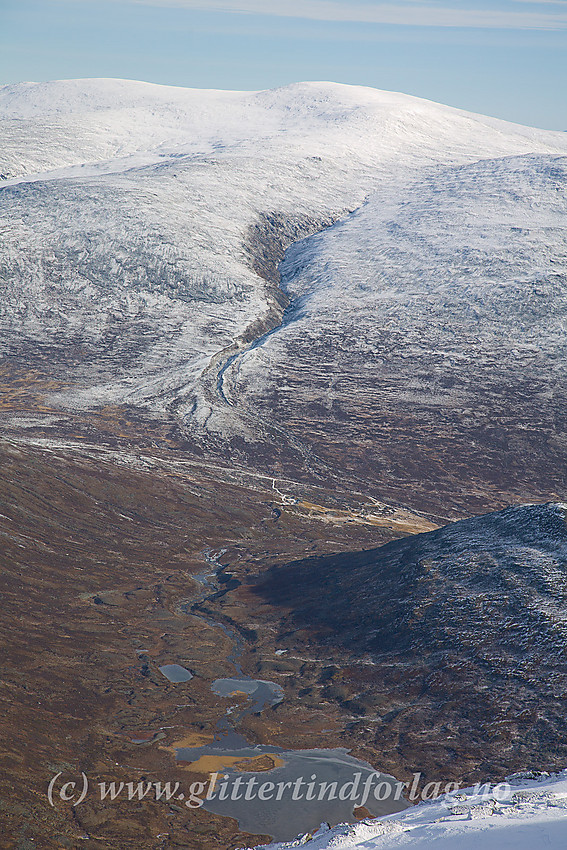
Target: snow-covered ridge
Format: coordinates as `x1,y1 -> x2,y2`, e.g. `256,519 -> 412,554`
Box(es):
2,78 -> 567,454
2,78 -> 566,181
260,770 -> 567,850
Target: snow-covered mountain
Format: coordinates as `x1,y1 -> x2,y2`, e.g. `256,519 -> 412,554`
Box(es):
3,81 -> 567,848
261,770 -> 567,850
2,78 -> 563,180
2,79 -> 567,512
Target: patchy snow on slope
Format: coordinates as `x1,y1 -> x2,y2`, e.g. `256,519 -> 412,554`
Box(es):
260,770 -> 567,850
2,79 -> 567,440
219,145 -> 567,501
229,153 -> 567,396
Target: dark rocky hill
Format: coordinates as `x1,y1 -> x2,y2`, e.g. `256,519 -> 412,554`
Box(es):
252,503 -> 567,777
256,502 -> 567,662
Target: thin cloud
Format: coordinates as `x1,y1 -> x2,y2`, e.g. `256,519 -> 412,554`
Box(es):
513,0 -> 567,6
129,0 -> 567,29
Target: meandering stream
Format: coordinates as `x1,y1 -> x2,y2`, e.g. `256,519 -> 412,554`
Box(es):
175,551 -> 408,841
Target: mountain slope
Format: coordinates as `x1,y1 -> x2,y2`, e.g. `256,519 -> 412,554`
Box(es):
2,80 -> 567,512
226,152 -> 567,513
252,503 -> 567,776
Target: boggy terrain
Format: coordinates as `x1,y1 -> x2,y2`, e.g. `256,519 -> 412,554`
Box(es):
2,436 -> 566,848
0,439 -> 433,849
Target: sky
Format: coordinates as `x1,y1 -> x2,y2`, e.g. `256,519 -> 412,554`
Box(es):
0,0 -> 565,129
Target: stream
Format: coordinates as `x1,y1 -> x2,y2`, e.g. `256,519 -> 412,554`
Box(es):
177,550 -> 408,842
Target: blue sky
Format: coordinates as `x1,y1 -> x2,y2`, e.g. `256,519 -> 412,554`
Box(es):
0,0 -> 565,129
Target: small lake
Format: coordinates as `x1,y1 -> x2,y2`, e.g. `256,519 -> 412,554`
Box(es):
158,664 -> 193,683
177,739 -> 407,841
